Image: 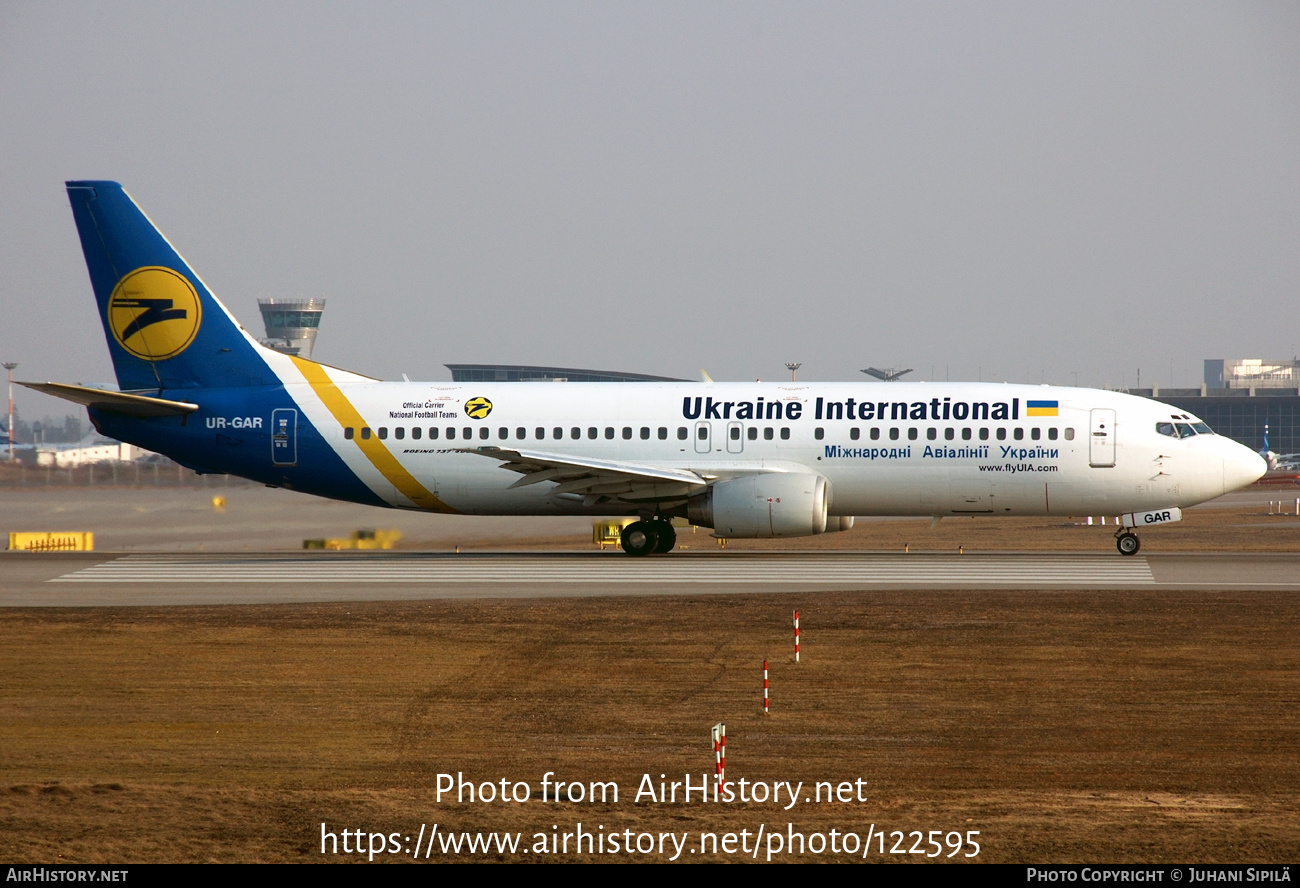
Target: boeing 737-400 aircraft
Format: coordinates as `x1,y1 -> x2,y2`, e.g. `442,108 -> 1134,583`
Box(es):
25,182 -> 1267,556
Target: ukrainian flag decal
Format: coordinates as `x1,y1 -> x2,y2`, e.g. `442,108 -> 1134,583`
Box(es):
1026,400 -> 1059,417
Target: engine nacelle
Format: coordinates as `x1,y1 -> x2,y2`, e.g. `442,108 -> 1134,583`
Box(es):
688,473 -> 829,538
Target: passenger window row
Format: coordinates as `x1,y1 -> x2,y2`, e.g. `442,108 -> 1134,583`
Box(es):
828,426 -> 1074,442
342,425 -> 1075,444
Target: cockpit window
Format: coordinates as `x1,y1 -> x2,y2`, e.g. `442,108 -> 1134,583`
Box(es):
1156,422 -> 1177,438
1191,422 -> 1214,435
1175,423 -> 1196,438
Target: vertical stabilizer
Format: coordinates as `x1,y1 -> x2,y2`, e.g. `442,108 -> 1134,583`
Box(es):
65,181 -> 272,392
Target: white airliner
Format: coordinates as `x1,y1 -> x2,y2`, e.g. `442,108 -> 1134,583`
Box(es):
25,182 -> 1267,556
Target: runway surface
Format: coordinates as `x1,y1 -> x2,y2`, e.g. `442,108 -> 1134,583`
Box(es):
3,550 -> 1299,606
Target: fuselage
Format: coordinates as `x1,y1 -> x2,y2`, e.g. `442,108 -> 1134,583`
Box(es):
92,375 -> 1266,520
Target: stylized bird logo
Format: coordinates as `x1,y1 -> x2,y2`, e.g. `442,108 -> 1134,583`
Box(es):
111,296 -> 188,341
465,397 -> 493,419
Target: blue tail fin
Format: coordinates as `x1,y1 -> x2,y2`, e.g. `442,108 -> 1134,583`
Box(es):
66,181 -> 273,393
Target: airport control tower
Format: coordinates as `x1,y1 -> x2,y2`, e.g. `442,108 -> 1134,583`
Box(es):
257,297 -> 325,358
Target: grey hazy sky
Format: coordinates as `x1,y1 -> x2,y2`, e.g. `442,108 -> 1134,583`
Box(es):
4,2 -> 1300,417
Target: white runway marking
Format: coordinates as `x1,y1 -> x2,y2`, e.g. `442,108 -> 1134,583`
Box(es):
51,554 -> 1155,586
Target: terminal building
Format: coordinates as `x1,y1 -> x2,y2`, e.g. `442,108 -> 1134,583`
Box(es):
1131,358 -> 1300,455
257,297 -> 325,359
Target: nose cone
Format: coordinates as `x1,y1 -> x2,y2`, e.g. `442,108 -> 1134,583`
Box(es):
1223,443 -> 1268,493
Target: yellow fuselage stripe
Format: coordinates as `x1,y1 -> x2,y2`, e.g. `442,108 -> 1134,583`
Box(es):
289,357 -> 456,513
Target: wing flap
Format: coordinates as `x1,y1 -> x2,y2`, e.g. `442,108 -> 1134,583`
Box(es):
459,446 -> 707,502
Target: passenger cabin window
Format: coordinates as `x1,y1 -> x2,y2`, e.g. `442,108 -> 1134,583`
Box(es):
979,428 -> 989,440
445,428 -> 455,440
889,428 -> 899,441
658,427 -> 668,440
394,428 -> 405,440
411,428 -> 421,440
780,428 -> 790,440
588,427 -> 598,439
344,427 -> 354,440
377,428 -> 388,440
429,428 -> 439,440
944,428 -> 954,440
849,428 -> 860,440
961,428 -> 971,440
1064,428 -> 1074,440
498,427 -> 508,440
361,428 -> 372,440
677,427 -> 688,440
1047,428 -> 1057,440
747,427 -> 757,440
641,427 -> 650,440
1013,428 -> 1023,440
927,428 -> 937,440
908,428 -> 918,440
622,427 -> 632,440
815,428 -> 824,440
1031,428 -> 1041,440
605,427 -> 615,440
996,428 -> 1006,440
764,428 -> 774,440
870,428 -> 880,440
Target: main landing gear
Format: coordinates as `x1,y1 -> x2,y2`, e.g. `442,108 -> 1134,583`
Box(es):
619,517 -> 677,556
1115,529 -> 1141,556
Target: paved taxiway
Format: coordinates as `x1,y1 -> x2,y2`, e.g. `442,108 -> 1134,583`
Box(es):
3,550 -> 1299,606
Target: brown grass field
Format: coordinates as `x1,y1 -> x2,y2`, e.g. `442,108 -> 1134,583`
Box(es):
2,503 -> 1300,862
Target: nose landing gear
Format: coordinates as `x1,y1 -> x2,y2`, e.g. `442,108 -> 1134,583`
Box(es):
1115,529 -> 1141,556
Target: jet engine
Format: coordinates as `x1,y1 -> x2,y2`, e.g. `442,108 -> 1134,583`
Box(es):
687,473 -> 829,538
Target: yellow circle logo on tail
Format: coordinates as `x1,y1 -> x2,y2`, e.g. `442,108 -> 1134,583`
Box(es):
107,267 -> 203,361
465,396 -> 493,419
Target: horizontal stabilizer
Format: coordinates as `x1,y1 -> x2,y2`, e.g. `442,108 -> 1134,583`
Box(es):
20,382 -> 199,418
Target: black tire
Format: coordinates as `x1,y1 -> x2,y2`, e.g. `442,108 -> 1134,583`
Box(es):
651,521 -> 677,554
1116,533 -> 1140,556
620,521 -> 659,557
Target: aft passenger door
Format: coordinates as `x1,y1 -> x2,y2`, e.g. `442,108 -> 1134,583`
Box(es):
1089,408 -> 1115,468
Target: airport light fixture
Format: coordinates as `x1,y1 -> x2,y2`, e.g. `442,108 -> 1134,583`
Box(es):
785,362 -> 801,382
3,362 -> 16,460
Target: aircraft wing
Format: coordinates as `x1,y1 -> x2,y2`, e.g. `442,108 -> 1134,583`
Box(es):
458,446 -> 708,504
